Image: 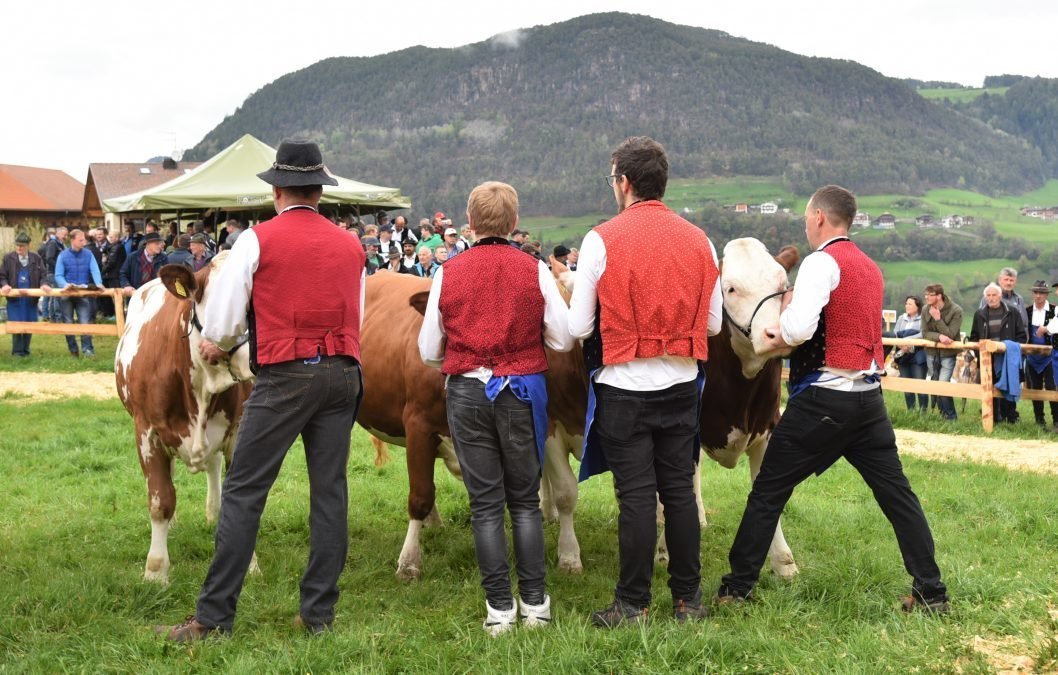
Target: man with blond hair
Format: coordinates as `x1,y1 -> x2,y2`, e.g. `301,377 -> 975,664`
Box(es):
419,181 -> 573,635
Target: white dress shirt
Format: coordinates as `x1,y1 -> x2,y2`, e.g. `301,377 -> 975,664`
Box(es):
202,206 -> 367,351
418,259 -> 574,382
567,229 -> 723,391
781,236 -> 881,390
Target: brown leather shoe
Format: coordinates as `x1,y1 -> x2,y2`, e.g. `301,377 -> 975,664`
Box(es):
154,615 -> 227,642
293,614 -> 333,636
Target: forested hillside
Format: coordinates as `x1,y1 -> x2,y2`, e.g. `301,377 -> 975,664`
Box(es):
189,12 -> 1047,216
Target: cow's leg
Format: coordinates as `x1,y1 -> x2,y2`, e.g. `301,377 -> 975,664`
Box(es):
747,436 -> 798,579
543,434 -> 581,574
204,451 -> 223,524
397,423 -> 439,581
141,433 -> 175,584
539,463 -> 558,522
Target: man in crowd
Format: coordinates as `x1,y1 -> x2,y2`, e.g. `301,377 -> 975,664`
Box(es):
716,184 -> 950,615
922,283 -> 963,421
1031,281 -> 1058,430
158,138 -> 366,642
410,246 -> 438,278
510,228 -> 528,249
399,240 -> 418,273
188,234 -> 214,272
442,227 -> 465,259
222,219 -> 246,250
164,221 -> 180,248
167,234 -> 193,267
377,225 -> 398,259
55,228 -> 104,358
120,232 -> 169,295
459,224 -> 474,250
551,245 -> 570,268
569,136 -> 722,626
0,232 -> 51,357
416,223 -> 442,254
100,230 -> 126,315
362,236 -> 386,275
979,267 -> 1027,328
41,225 -> 67,322
392,215 -> 418,247
567,247 -> 579,271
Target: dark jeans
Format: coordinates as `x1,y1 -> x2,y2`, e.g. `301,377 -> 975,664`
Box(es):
722,386 -> 947,603
196,356 -> 361,630
11,333 -> 32,356
446,377 -> 545,609
1024,365 -> 1058,424
897,359 -> 928,411
927,353 -> 957,419
60,297 -> 93,353
594,380 -> 701,608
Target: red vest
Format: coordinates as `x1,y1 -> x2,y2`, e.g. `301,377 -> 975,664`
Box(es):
439,243 -> 548,376
252,208 -> 365,366
822,239 -> 885,369
595,201 -> 718,365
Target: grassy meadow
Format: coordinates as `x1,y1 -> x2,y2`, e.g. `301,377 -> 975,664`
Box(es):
916,87 -> 1010,103
2,346 -> 1058,672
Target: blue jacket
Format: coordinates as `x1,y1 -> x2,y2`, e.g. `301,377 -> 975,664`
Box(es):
120,249 -> 169,289
55,247 -> 103,287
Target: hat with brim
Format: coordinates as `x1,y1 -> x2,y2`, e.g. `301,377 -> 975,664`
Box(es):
553,245 -> 570,257
1032,280 -> 1050,293
257,139 -> 339,187
143,232 -> 164,244
14,232 -> 31,245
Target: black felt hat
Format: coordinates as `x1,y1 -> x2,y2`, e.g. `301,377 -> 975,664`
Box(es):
257,139 -> 338,187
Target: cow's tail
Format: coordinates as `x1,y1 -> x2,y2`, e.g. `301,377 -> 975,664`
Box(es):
371,435 -> 391,468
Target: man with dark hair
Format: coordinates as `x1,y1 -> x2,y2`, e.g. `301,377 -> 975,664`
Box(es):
1029,281 -> 1058,430
158,138 -> 366,642
715,184 -> 950,614
41,226 -> 67,322
399,239 -> 418,273
922,282 -> 963,421
570,135 -> 722,626
167,234 -> 193,267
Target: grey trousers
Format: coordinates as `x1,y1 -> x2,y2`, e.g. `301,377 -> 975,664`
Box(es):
446,377 -> 545,609
196,356 -> 361,630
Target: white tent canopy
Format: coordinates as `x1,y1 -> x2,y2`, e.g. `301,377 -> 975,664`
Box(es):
103,134 -> 410,213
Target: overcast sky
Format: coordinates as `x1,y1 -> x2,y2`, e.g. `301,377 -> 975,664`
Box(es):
4,0 -> 1056,181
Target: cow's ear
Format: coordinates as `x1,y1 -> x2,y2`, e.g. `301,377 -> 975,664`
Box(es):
159,264 -> 197,302
409,291 -> 430,316
775,246 -> 800,272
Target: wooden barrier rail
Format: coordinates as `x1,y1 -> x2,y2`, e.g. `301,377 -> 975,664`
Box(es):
1,288 -> 126,337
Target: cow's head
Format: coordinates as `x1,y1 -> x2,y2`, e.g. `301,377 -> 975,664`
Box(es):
721,238 -> 800,378
159,253 -> 255,393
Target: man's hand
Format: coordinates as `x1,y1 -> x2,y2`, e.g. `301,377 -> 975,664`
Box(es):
929,306 -> 941,321
198,339 -> 226,365
1037,325 -> 1049,338
0,285 -> 10,294
40,284 -> 52,293
122,286 -> 135,297
938,334 -> 953,345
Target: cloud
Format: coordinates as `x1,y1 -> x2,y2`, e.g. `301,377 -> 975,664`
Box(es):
490,29 -> 525,49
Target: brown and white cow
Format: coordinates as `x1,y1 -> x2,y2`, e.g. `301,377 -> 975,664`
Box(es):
356,272 -> 587,580
115,254 -> 254,584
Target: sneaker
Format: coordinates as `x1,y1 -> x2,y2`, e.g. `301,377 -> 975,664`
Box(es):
83,350 -> 95,358
900,595 -> 950,615
294,614 -> 332,636
673,589 -> 710,623
591,598 -> 648,628
483,600 -> 517,636
519,595 -> 551,629
154,615 -> 228,643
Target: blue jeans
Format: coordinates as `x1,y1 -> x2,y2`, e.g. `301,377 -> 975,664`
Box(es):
446,376 -> 545,609
926,353 -> 957,419
60,297 -> 93,354
897,359 -> 928,410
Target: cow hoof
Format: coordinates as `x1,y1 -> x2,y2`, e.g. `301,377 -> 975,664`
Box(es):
772,560 -> 799,580
143,562 -> 170,585
396,562 -> 421,581
558,556 -> 583,575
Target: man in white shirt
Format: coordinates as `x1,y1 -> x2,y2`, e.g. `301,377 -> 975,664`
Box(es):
569,136 -> 722,626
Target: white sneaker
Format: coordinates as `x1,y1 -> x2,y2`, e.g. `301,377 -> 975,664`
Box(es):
519,595 -> 552,628
483,600 -> 517,636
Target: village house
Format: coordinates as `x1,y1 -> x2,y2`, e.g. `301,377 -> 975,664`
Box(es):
734,203 -> 748,214
759,202 -> 778,215
875,212 -> 896,229
853,211 -> 871,228
915,214 -> 936,228
82,157 -> 201,233
940,214 -> 963,229
0,163 -> 84,230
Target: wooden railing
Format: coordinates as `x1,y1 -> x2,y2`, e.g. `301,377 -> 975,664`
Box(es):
0,288 -> 126,337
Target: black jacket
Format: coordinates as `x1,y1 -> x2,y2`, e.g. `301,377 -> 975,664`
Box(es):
969,304 -> 1028,344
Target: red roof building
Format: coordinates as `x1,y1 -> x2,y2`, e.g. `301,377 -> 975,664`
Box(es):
0,164 -> 85,228
82,159 -> 202,218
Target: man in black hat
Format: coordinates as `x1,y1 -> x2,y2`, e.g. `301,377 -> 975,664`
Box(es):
1025,279 -> 1058,429
551,245 -> 570,267
158,139 -> 367,642
119,231 -> 169,295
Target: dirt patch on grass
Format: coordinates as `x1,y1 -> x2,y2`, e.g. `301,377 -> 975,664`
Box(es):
896,429 -> 1058,476
0,372 -> 115,404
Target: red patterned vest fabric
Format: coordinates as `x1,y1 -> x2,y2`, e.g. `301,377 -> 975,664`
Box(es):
594,201 -> 718,365
252,208 -> 365,366
439,243 -> 548,376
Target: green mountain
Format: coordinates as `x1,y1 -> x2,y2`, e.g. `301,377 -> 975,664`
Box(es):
188,12 -> 1047,216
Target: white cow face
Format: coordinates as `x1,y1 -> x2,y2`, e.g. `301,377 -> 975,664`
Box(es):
721,238 -> 800,377
159,253 -> 255,394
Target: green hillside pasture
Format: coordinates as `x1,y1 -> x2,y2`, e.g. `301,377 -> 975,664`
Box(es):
916,87 -> 1010,103
664,177 -> 798,213
2,397 -> 1058,672
1019,180 -> 1058,206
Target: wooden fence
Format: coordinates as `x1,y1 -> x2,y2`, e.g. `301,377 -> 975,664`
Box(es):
0,288 -> 126,337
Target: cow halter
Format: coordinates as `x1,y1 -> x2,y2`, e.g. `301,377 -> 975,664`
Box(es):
723,287 -> 791,340
186,304 -> 251,382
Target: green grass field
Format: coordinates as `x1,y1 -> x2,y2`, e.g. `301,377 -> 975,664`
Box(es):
916,87 -> 1010,103
1,393 -> 1057,672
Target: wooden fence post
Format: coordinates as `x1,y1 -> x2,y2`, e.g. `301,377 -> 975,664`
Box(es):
113,289 -> 126,336
979,340 -> 994,433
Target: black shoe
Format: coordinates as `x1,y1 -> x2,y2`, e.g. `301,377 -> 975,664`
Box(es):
591,598 -> 648,628
294,614 -> 333,635
673,589 -> 710,623
900,595 -> 950,615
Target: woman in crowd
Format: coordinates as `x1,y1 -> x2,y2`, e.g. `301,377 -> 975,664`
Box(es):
893,295 -> 929,411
